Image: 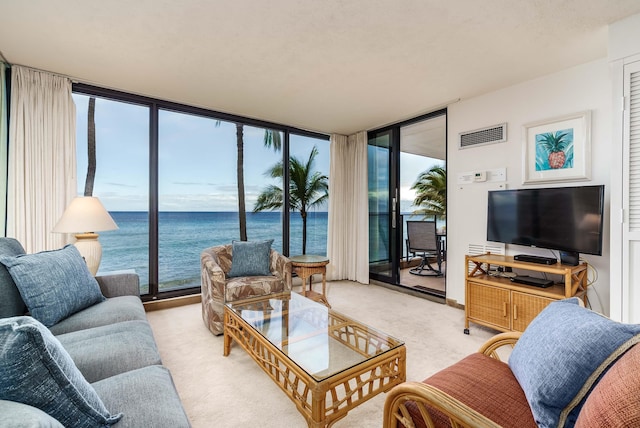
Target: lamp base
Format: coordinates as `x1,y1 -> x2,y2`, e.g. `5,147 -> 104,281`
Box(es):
73,233 -> 102,276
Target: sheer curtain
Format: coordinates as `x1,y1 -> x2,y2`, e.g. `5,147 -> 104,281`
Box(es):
327,131 -> 369,283
7,66 -> 77,252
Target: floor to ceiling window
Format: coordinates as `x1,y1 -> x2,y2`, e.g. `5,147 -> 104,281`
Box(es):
288,134 -> 330,256
157,111 -> 285,292
73,93 -> 151,292
73,85 -> 329,300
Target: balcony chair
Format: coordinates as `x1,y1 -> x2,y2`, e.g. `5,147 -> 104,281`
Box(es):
201,242 -> 292,335
406,221 -> 443,277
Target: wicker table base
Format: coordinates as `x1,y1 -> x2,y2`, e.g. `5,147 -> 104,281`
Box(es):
223,293 -> 406,428
291,255 -> 330,307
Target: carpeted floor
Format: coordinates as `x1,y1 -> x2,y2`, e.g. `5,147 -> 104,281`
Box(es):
146,280 -> 496,427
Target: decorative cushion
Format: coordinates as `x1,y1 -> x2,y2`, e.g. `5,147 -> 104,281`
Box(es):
509,298 -> 640,428
227,239 -> 274,277
0,237 -> 27,317
0,245 -> 105,327
0,316 -> 122,427
575,343 -> 640,427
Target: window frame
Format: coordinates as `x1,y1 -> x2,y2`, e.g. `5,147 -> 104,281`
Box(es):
73,83 -> 329,301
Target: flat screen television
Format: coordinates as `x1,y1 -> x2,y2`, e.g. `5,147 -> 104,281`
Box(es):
487,185 -> 604,262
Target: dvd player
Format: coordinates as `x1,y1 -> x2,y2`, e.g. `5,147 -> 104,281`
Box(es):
513,254 -> 557,265
510,275 -> 554,288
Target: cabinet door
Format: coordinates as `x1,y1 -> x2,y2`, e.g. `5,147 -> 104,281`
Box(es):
512,292 -> 554,332
467,282 -> 511,330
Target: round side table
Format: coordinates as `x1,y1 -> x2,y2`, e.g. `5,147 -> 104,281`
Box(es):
290,255 -> 330,307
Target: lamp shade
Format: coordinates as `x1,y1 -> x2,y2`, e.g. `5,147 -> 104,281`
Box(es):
52,196 -> 118,233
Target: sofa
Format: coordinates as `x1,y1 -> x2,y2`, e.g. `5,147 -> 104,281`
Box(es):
383,298 -> 640,428
201,241 -> 292,335
0,237 -> 191,427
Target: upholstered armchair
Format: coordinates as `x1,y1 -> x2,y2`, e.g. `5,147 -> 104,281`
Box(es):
201,243 -> 292,335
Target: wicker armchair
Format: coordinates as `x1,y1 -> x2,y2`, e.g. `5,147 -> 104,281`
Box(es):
384,329 -> 640,428
384,332 -> 525,428
201,244 -> 292,335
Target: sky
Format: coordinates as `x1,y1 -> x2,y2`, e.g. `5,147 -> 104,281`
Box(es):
74,94 -> 441,212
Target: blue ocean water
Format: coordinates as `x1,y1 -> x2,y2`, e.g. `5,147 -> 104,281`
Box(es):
98,211 -> 328,291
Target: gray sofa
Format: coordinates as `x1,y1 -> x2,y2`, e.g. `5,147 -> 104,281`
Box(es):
0,238 -> 191,427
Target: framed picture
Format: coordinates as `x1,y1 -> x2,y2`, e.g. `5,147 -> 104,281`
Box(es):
522,110 -> 591,184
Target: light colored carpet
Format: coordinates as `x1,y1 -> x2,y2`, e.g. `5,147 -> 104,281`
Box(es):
146,281 -> 496,427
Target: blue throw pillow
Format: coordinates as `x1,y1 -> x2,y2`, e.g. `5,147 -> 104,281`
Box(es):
509,298 -> 640,428
227,239 -> 274,277
0,316 -> 122,427
0,245 -> 105,327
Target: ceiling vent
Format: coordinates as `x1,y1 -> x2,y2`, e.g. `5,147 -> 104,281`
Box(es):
459,123 -> 507,149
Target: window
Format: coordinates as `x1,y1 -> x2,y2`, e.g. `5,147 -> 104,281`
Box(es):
288,134 -> 330,256
73,94 -> 150,293
74,84 -> 328,300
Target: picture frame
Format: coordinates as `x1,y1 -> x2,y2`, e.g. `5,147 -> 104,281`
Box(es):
522,110 -> 591,184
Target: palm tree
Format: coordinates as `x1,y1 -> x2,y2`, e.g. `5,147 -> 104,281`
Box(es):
254,146 -> 328,254
84,97 -> 96,196
221,122 -> 281,241
411,165 -> 446,219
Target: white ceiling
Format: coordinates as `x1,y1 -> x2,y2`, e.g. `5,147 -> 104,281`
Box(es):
1,1 -> 640,135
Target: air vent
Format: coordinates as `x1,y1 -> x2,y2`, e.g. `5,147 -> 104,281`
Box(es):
459,123 -> 507,149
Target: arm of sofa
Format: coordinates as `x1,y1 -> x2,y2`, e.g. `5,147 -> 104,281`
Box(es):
95,273 -> 140,298
383,382 -> 501,428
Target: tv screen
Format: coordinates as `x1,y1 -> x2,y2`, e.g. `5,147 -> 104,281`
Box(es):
487,185 -> 604,256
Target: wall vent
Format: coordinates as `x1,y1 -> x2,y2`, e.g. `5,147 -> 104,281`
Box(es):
459,123 -> 507,149
467,243 -> 505,271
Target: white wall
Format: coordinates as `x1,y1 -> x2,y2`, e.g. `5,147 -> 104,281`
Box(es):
446,58 -> 612,315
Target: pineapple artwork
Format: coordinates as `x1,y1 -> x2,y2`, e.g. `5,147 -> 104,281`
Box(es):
534,128 -> 574,171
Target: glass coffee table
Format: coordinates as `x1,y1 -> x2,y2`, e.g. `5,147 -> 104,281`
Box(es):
223,292 -> 406,427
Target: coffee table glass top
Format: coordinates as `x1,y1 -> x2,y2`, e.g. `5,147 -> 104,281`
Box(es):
226,292 -> 403,381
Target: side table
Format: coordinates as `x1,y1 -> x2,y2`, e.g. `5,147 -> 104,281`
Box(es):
290,255 -> 330,307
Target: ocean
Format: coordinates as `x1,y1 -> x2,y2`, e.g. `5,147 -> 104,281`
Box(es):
98,211 -> 328,292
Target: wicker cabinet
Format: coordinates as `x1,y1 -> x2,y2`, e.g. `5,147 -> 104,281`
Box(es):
464,254 -> 588,334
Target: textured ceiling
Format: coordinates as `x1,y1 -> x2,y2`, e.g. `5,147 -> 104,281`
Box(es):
1,0 -> 640,135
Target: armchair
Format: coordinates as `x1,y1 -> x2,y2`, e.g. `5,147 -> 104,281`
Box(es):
384,298 -> 640,428
201,244 -> 292,335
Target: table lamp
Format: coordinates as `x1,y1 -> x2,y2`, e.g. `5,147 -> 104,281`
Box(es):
52,196 -> 118,275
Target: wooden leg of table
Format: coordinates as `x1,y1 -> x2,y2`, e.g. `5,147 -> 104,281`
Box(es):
223,313 -> 232,356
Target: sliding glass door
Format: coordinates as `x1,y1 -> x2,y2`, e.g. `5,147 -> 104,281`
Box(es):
368,129 -> 399,284
368,111 -> 447,296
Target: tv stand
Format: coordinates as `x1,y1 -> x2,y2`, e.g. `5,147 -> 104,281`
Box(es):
464,253 -> 588,334
513,254 -> 557,265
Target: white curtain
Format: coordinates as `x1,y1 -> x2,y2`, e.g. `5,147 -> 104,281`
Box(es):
7,66 -> 76,253
0,62 -> 7,236
327,131 -> 369,283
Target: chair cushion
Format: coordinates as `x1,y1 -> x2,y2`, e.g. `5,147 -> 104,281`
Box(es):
227,239 -> 273,277
224,275 -> 286,302
0,316 -> 122,427
509,298 -> 640,428
575,343 -> 640,427
406,352 -> 536,428
0,245 -> 105,327
0,237 -> 27,317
